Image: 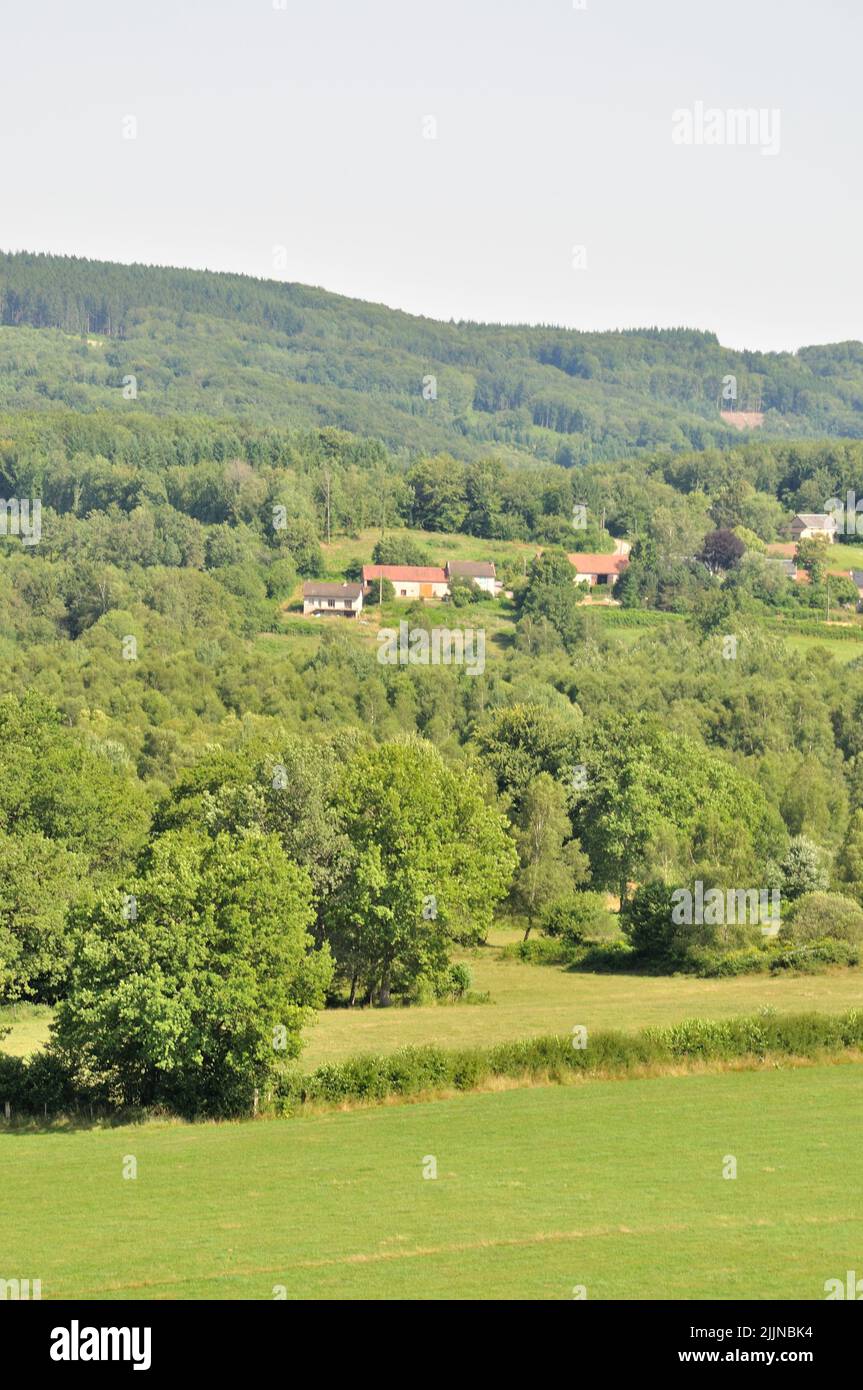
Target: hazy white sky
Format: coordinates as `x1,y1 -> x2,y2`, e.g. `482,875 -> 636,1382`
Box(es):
1,0 -> 860,351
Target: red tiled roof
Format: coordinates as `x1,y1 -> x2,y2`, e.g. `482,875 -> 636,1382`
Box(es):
567,553 -> 629,576
362,565 -> 447,583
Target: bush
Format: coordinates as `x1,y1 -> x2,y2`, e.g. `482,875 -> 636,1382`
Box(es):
781,892 -> 863,945
7,1008 -> 863,1120
621,881 -> 684,962
365,577 -> 395,605
770,937 -> 860,972
510,937 -> 572,966
688,945 -> 772,977
568,940 -> 637,971
541,892 -> 613,944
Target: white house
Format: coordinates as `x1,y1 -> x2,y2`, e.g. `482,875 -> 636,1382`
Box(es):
302,581 -> 364,618
444,559 -> 500,595
790,513 -> 838,543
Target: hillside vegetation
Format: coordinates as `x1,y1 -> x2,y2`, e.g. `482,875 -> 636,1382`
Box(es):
4,251 -> 863,465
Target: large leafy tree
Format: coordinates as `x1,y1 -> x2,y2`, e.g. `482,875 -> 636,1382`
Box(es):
516,549 -> 588,651
511,773 -> 590,939
326,740 -> 516,1005
0,692 -> 149,873
574,716 -> 785,904
153,734 -> 362,945
0,830 -> 87,1003
472,702 -> 584,812
52,829 -> 331,1116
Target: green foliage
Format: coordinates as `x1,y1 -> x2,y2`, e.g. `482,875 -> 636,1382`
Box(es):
0,692 -> 149,873
511,773 -> 590,937
52,829 -> 332,1116
780,891 -> 863,945
621,881 -> 684,962
325,740 -> 517,1005
6,252 -> 863,470
516,549 -> 589,651
472,702 -> 584,812
364,576 -> 395,605
371,536 -> 430,566
540,891 -> 612,944
0,831 -> 87,1003
778,835 -> 829,901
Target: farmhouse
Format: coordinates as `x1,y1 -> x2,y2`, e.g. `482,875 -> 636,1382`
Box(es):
568,553 -> 630,588
790,513 -> 837,543
444,559 -> 500,594
302,581 -> 364,618
362,564 -> 449,600
765,555 -> 798,580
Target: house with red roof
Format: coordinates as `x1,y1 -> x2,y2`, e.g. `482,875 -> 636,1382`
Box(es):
568,553 -> 630,589
362,564 -> 449,600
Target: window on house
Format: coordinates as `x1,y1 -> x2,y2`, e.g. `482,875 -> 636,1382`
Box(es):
328,600 -> 335,607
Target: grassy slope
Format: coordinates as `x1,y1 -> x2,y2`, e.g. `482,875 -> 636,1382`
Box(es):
315,526 -> 542,577
2,1064 -> 860,1299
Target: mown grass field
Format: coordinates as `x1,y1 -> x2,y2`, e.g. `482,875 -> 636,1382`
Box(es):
299,954 -> 863,1067
5,947 -> 862,1067
2,1063 -> 860,1299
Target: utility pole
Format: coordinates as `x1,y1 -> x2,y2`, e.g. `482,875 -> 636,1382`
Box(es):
322,468 -> 332,545
826,572 -> 830,624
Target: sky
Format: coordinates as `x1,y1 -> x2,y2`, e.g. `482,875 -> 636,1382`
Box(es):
1,0 -> 860,352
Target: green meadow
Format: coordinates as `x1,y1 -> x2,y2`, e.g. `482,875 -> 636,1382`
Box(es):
2,1064 -> 859,1300
6,949 -> 863,1067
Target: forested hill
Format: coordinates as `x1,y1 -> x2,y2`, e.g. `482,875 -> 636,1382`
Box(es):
2,250 -> 863,467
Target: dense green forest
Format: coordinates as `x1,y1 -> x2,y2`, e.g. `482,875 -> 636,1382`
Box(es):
4,251 -> 863,466
3,253 -> 863,1117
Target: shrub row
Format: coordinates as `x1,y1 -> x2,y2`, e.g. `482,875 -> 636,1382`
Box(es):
268,1009 -> 863,1115
597,609 -> 684,628
4,1010 -> 861,1120
764,617 -> 863,640
513,936 -> 857,979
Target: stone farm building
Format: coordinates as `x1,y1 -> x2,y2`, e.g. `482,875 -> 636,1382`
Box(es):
302,581 -> 364,618
362,565 -> 449,600
568,553 -> 630,588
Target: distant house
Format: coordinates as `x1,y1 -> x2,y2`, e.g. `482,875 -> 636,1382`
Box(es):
362,564 -> 449,600
790,513 -> 838,543
302,581 -> 364,618
568,553 -> 630,588
444,560 -> 500,595
766,556 -> 799,581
